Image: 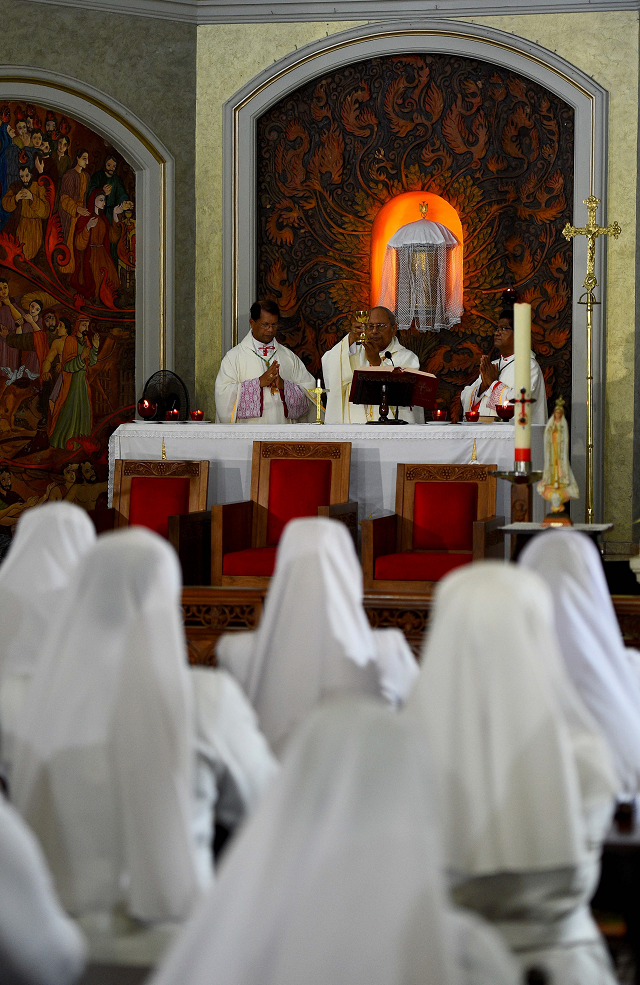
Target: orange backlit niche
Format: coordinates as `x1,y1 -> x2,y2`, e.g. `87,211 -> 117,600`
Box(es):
370,191 -> 463,309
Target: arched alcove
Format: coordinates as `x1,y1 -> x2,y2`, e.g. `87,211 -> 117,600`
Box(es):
0,67 -> 174,388
370,192 -> 463,309
223,19 -> 609,521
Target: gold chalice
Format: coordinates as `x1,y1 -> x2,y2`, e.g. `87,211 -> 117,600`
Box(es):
355,309 -> 369,345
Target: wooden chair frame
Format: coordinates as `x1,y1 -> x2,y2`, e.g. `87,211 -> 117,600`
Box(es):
111,459 -> 209,584
361,463 -> 504,593
206,440 -> 356,588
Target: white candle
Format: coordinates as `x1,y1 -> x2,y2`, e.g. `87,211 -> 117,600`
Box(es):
513,303 -> 531,463
317,378 -> 321,388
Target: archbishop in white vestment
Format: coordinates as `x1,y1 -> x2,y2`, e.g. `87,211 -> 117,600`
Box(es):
215,301 -> 314,424
321,307 -> 424,424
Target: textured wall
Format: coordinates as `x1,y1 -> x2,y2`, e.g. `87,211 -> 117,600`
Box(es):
197,11 -> 638,537
464,11 -> 639,537
195,21 -> 357,414
0,0 -> 197,395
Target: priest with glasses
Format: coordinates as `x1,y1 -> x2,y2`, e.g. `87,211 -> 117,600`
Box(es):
215,300 -> 315,424
322,306 -> 424,424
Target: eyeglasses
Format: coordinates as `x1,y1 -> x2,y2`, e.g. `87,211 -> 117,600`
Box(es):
366,322 -> 389,330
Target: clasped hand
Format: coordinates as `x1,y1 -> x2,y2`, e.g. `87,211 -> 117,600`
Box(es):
259,361 -> 284,391
478,354 -> 500,395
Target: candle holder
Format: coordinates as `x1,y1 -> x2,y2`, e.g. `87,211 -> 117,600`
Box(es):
464,410 -> 480,423
165,408 -> 180,421
432,408 -> 448,422
190,409 -> 204,421
137,398 -> 157,420
307,379 -> 328,425
495,404 -> 514,422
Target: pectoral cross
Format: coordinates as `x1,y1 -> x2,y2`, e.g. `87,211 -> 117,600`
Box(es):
307,380 -> 328,425
562,195 -> 621,523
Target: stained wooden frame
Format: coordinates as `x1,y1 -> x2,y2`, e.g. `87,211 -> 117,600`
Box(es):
111,459 -> 210,584
361,463 -> 504,593
207,440 -> 356,588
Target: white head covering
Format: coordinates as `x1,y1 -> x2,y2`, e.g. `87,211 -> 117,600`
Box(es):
0,502 -> 95,677
407,561 -> 616,879
0,793 -> 86,985
12,528 -> 201,922
520,530 -> 640,793
217,517 -> 382,753
150,699 -> 516,985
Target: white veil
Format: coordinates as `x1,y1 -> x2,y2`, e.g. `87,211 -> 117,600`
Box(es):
520,530 -> 640,793
11,528 -> 201,922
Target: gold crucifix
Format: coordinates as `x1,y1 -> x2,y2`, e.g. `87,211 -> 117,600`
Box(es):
307,380 -> 328,425
562,195 -> 621,524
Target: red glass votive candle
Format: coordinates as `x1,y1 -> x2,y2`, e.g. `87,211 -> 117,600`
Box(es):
465,409 -> 480,423
433,408 -> 448,421
495,403 -> 515,421
137,398 -> 157,420
190,409 -> 204,421
165,408 -> 180,421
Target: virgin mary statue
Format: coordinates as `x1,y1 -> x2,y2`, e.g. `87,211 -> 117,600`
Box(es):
537,397 -> 579,514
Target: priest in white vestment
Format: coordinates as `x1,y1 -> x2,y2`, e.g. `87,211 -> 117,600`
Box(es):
406,561 -> 618,985
520,530 -> 640,795
215,300 -> 314,424
321,306 -> 425,424
460,311 -> 547,423
148,701 -> 518,985
216,516 -> 418,756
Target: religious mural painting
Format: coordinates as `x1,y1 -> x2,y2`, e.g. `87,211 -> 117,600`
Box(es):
0,101 -> 136,552
256,53 -> 574,420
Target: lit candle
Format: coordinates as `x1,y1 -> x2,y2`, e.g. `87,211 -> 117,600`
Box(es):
513,302 -> 531,462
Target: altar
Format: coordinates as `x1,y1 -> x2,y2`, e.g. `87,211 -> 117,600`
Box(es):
109,422 -> 545,524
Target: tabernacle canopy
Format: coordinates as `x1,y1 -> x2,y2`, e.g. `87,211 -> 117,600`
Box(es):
407,561 -> 616,879
148,701 -> 518,985
216,517 -> 418,755
378,217 -> 462,332
520,531 -> 640,794
11,528 -> 202,923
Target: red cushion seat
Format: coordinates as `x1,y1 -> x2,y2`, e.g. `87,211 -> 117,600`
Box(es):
223,546 -> 278,577
412,481 -> 478,551
266,459 -> 332,545
129,476 -> 191,539
374,551 -> 472,582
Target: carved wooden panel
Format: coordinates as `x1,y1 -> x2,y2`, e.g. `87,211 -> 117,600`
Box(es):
261,442 -> 342,459
123,461 -> 202,477
404,465 -> 490,483
257,53 -> 574,421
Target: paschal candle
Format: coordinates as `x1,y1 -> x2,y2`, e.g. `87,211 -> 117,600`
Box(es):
513,303 -> 532,462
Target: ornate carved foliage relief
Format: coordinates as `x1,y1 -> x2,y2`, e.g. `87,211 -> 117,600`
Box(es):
257,53 -> 574,418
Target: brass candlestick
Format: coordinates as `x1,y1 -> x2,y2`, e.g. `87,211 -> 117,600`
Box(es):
562,196 -> 621,523
307,379 -> 328,425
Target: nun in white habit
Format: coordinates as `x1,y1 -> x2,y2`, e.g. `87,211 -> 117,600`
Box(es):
0,792 -> 86,985
406,562 -> 618,985
0,502 -> 95,779
11,529 -> 203,962
520,530 -> 640,794
216,516 -> 419,756
149,700 -> 518,985
11,528 -> 278,963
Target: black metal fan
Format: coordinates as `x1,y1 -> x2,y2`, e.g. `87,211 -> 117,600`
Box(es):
141,371 -> 190,421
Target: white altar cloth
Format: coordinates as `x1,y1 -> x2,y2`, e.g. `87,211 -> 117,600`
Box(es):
109,422 -> 545,524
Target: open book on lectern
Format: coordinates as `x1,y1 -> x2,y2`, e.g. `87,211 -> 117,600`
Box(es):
349,366 -> 438,409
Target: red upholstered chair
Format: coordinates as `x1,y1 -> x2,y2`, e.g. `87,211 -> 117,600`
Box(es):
210,441 -> 356,587
111,459 -> 209,583
360,463 -> 504,592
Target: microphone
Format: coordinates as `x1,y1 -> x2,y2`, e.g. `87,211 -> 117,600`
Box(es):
384,351 -> 394,365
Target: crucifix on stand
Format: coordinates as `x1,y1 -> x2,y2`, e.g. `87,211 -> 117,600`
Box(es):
562,195 -> 621,523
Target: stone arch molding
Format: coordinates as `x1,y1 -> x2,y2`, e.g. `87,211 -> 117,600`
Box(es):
0,66 -> 174,391
223,18 -> 609,521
